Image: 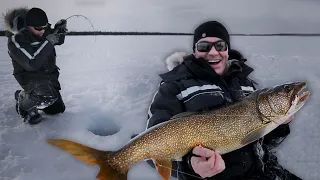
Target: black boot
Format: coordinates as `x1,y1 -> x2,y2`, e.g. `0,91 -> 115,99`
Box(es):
24,108 -> 43,125
14,90 -> 27,117
15,103 -> 27,117
14,90 -> 22,101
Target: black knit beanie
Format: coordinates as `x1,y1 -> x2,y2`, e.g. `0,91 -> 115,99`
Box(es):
193,21 -> 230,51
25,8 -> 48,27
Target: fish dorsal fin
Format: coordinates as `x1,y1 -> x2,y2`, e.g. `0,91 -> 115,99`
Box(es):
150,155 -> 172,180
170,112 -> 197,120
241,122 -> 276,145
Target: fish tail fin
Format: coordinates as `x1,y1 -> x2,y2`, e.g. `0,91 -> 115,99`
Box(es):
47,139 -> 128,180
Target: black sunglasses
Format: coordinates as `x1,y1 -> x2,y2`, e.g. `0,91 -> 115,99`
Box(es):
34,24 -> 48,31
196,40 -> 228,52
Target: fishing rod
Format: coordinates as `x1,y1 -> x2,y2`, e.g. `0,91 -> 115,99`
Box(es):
62,14 -> 97,42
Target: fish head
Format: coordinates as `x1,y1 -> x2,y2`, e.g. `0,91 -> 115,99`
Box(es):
257,81 -> 310,124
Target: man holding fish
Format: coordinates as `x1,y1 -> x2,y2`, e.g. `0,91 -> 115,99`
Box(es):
145,20 -> 301,180
46,21 -> 309,180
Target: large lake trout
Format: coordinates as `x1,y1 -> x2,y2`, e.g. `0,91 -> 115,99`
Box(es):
47,81 -> 310,180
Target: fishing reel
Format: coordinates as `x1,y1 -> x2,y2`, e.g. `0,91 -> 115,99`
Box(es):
53,19 -> 68,44
54,19 -> 68,34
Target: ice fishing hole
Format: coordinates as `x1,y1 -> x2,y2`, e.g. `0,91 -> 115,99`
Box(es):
88,117 -> 120,136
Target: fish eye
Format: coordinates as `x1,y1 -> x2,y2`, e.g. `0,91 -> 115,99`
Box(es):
284,85 -> 292,93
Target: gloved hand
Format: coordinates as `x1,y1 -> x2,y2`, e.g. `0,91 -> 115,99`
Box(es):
54,19 -> 67,33
46,31 -> 60,45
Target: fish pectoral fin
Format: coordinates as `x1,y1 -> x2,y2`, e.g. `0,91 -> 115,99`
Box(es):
151,156 -> 172,180
170,111 -> 197,120
241,123 -> 270,145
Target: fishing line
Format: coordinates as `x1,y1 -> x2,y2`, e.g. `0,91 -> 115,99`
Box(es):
64,14 -> 96,42
157,164 -> 206,179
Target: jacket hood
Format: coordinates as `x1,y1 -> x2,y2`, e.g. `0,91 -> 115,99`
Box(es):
160,49 -> 254,82
3,7 -> 29,34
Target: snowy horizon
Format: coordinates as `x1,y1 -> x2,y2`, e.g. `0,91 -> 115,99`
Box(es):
1,1 -> 320,180
1,0 -> 320,33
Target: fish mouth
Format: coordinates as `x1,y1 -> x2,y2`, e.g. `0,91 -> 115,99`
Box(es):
287,82 -> 310,116
273,82 -> 310,125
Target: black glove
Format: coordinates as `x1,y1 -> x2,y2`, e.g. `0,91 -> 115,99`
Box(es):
54,19 -> 67,33
46,31 -> 60,45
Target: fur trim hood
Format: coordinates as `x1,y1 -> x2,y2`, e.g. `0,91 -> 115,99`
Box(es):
165,52 -> 190,71
3,7 -> 29,34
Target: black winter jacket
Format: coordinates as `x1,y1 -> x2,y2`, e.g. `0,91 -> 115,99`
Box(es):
7,25 -> 65,91
146,50 -> 291,180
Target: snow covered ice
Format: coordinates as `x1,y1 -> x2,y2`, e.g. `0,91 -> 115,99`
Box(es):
1,0 -> 320,180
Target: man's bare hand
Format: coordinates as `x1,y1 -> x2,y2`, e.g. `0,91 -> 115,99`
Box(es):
190,146 -> 225,178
